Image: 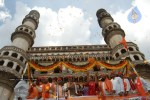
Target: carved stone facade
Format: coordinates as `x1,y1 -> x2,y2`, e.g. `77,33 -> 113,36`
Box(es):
0,8 -> 150,100
0,10 -> 40,99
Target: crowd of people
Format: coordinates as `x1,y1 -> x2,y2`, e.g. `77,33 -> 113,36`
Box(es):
14,72 -> 150,100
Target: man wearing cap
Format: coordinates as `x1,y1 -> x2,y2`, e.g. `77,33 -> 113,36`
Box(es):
64,76 -> 77,97
87,75 -> 97,95
26,82 -> 38,99
57,78 -> 63,98
50,77 -> 57,98
110,72 -> 124,96
14,76 -> 29,100
35,77 -> 42,99
41,77 -> 51,100
98,74 -> 113,96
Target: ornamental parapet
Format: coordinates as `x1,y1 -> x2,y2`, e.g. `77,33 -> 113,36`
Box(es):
96,9 -> 114,28
111,42 -> 138,54
0,46 -> 29,59
22,10 -> 40,30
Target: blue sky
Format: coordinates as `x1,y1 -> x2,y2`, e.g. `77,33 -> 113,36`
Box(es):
0,0 -> 150,60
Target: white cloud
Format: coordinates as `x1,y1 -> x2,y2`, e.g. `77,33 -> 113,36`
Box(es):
0,1 -> 30,47
0,0 -> 11,22
0,0 -> 4,7
33,6 -> 92,46
0,0 -> 150,60
0,1 -> 92,48
0,11 -> 11,22
112,0 -> 150,59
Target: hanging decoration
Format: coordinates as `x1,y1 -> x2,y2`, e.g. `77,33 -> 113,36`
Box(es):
29,61 -> 61,72
28,60 -> 128,72
96,60 -> 128,70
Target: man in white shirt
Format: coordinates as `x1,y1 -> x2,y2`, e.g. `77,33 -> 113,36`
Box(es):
118,72 -> 131,96
110,72 -> 124,96
14,76 -> 29,100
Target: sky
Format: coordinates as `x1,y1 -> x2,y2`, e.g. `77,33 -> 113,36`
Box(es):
0,0 -> 150,60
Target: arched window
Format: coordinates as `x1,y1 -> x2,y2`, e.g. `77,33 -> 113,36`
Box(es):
16,65 -> 20,72
54,67 -> 61,73
0,60 -> 4,65
93,66 -> 100,71
121,49 -> 126,54
106,57 -> 109,60
113,25 -> 117,28
20,56 -> 24,62
30,31 -> 33,35
7,62 -> 13,68
19,27 -> 23,30
101,57 -> 105,60
11,53 -> 18,58
64,58 -> 67,62
24,29 -> 28,32
85,58 -> 88,61
81,58 -> 85,61
128,47 -> 134,51
41,71 -> 48,74
52,58 -> 55,62
108,26 -> 112,30
68,58 -> 72,62
110,57 -> 112,60
43,59 -> 47,61
134,55 -> 140,60
73,58 -> 76,62
115,53 -> 119,58
3,51 -> 9,56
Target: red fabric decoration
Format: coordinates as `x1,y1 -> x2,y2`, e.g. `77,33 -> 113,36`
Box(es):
118,72 -> 123,75
67,76 -> 72,78
130,72 -> 136,77
119,37 -> 128,50
136,77 -> 146,96
57,78 -> 62,81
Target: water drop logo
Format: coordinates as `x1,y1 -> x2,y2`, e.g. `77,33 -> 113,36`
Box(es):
128,6 -> 142,23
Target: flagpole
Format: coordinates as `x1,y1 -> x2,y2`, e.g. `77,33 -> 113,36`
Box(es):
56,83 -> 59,100
21,63 -> 28,79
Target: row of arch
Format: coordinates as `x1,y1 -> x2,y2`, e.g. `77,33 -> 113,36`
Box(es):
0,60 -> 22,73
115,46 -> 138,58
29,45 -> 110,52
33,56 -> 113,62
16,25 -> 34,37
103,23 -> 120,36
0,51 -> 26,64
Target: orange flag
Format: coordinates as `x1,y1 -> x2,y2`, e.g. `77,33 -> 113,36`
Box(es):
136,77 -> 146,96
104,77 -> 113,93
119,37 -> 128,50
26,86 -> 38,99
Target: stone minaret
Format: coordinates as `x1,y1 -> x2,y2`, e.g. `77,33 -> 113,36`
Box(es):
96,9 -> 145,63
96,8 -> 125,48
0,10 -> 40,100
